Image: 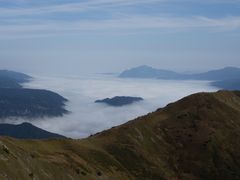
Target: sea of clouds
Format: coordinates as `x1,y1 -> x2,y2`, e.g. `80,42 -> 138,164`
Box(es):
11,75 -> 218,138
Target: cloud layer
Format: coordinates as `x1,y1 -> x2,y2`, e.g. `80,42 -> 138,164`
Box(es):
4,75 -> 218,138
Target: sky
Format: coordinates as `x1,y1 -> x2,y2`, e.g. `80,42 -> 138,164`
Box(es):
0,0 -> 240,75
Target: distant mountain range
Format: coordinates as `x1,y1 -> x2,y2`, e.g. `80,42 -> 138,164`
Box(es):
119,65 -> 182,79
187,67 -> 240,81
0,70 -> 69,119
0,122 -> 65,139
211,79 -> 240,90
0,91 -> 240,179
119,65 -> 240,80
119,65 -> 240,90
95,96 -> 143,107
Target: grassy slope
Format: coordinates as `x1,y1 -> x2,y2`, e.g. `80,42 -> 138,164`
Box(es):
0,91 -> 240,180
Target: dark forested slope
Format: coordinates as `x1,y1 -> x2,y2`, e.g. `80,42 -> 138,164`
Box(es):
0,122 -> 65,139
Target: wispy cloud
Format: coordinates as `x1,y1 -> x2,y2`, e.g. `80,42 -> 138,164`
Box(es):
0,15 -> 240,39
0,0 -> 166,17
0,0 -> 240,17
0,0 -> 240,38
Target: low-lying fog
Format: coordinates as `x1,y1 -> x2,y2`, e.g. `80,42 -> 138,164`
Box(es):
16,75 -> 218,138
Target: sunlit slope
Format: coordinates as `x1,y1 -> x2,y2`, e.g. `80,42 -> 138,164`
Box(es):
0,91 -> 240,180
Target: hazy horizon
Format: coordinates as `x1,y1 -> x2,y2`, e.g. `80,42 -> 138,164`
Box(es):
0,1 -> 240,178
0,0 -> 240,137
0,0 -> 240,76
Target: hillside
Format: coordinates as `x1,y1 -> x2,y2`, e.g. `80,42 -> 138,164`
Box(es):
0,91 -> 240,179
0,76 -> 22,88
211,79 -> 240,90
0,70 -> 31,88
0,70 -> 69,119
0,70 -> 31,84
0,88 -> 68,119
0,123 -> 65,139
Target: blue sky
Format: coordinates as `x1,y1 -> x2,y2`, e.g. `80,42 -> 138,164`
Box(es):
0,0 -> 240,75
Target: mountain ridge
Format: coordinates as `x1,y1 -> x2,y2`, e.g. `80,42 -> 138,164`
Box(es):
0,122 -> 65,139
0,70 -> 31,84
119,65 -> 182,79
0,90 -> 240,179
119,65 -> 240,81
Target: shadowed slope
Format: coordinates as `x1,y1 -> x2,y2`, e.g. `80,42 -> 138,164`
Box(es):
0,70 -> 31,84
0,88 -> 68,119
0,123 -> 65,139
0,70 -> 69,119
0,91 -> 240,179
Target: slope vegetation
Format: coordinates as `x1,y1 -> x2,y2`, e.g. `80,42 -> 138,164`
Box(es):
0,91 -> 240,179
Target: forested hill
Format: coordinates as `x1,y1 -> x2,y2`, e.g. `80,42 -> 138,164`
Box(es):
0,70 -> 68,119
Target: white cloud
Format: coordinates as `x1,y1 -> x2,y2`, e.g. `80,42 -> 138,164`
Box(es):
6,75 -> 218,138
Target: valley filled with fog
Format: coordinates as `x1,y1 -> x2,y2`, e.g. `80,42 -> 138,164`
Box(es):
11,75 -> 218,138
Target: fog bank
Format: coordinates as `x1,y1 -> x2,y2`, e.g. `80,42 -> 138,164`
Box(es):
12,75 -> 218,138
